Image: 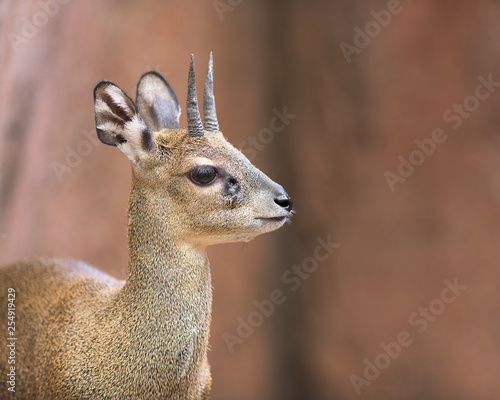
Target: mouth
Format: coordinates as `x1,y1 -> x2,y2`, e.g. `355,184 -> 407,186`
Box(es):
254,208 -> 294,227
250,212 -> 293,236
261,216 -> 286,222
255,216 -> 289,224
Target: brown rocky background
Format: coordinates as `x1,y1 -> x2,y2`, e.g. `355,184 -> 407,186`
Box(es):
2,0 -> 500,399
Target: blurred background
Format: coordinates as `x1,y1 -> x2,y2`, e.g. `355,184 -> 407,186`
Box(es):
2,0 -> 500,399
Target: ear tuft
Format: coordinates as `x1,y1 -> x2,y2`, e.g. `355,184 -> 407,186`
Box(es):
136,71 -> 181,132
94,81 -> 154,164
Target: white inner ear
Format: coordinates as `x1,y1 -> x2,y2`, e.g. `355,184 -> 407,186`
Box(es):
96,88 -> 153,164
95,98 -> 113,115
124,114 -> 148,138
118,115 -> 151,164
97,120 -> 123,136
95,97 -> 127,139
105,86 -> 135,118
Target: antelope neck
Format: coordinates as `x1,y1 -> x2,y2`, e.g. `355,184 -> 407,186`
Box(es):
125,181 -> 211,291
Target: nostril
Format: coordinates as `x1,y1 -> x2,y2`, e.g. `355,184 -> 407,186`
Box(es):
274,194 -> 293,212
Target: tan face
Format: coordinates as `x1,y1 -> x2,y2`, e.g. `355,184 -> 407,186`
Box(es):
136,129 -> 292,245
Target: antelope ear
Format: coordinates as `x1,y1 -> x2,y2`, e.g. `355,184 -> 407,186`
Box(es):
94,81 -> 154,164
136,71 -> 181,131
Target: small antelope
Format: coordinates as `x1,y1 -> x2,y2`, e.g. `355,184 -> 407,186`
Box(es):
0,53 -> 292,399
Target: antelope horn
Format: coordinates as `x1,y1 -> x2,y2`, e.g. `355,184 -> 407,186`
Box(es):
187,54 -> 204,137
203,52 -> 219,131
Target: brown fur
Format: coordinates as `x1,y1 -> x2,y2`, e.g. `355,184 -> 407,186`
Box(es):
0,58 -> 292,399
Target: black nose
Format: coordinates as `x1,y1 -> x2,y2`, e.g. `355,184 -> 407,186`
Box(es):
274,193 -> 293,212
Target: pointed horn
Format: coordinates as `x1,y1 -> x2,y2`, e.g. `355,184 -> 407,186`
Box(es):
203,52 -> 219,131
187,54 -> 204,137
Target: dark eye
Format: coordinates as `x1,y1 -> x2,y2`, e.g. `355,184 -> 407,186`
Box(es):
188,166 -> 218,185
